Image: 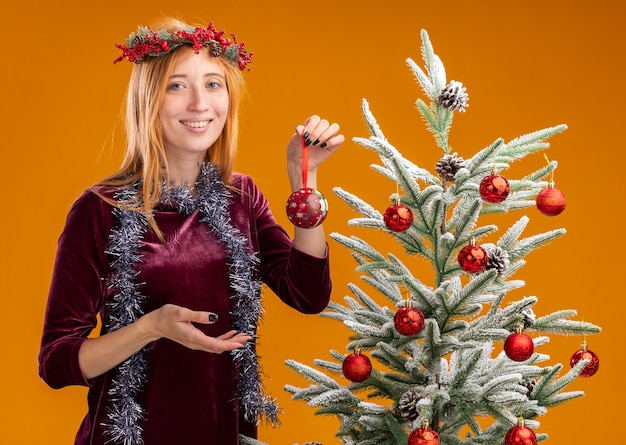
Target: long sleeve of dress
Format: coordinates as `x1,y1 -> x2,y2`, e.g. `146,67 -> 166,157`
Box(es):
38,190 -> 113,389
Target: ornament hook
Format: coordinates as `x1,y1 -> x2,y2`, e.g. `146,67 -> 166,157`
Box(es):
543,153 -> 555,186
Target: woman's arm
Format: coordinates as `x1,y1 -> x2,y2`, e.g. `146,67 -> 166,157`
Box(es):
78,304 -> 251,380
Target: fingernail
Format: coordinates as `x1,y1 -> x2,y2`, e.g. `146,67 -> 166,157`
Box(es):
303,131 -> 310,138
320,142 -> 327,148
312,139 -> 320,146
305,138 -> 312,147
208,313 -> 218,322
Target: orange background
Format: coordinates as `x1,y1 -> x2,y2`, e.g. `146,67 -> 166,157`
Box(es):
1,0 -> 623,443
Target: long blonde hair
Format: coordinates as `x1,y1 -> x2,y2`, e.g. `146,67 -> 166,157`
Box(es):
97,17 -> 245,234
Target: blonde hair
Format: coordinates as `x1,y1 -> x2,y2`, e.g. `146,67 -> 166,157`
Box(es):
97,17 -> 245,235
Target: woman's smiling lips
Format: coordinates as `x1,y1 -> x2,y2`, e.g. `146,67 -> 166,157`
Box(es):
181,120 -> 211,129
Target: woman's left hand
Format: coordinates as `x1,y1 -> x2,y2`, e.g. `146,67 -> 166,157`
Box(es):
287,115 -> 344,189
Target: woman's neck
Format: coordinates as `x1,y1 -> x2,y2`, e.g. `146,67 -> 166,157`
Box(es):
166,157 -> 204,187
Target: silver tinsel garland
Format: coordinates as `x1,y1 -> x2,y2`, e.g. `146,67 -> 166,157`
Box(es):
103,162 -> 277,445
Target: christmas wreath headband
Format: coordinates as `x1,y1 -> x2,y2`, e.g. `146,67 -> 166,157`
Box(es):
114,23 -> 253,70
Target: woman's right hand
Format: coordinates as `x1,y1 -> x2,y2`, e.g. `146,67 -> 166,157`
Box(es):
139,303 -> 252,353
79,304 -> 251,380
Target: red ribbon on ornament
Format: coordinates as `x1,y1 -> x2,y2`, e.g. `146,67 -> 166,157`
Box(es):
301,133 -> 308,188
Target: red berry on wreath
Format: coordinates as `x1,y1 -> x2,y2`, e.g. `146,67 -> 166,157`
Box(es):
286,187 -> 328,229
408,421 -> 440,445
479,174 -> 510,203
504,331 -> 534,362
384,203 -> 414,232
504,418 -> 537,445
394,305 -> 425,336
342,350 -> 372,382
536,186 -> 566,216
570,342 -> 599,377
457,242 -> 488,274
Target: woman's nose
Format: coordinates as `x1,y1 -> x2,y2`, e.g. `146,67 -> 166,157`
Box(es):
189,88 -> 209,111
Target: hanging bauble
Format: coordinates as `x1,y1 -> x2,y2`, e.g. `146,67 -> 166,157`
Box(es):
504,332 -> 534,362
536,186 -> 566,216
457,243 -> 488,274
479,174 -> 510,203
408,421 -> 440,445
393,305 -> 425,336
570,343 -> 600,377
384,203 -> 414,232
342,351 -> 372,382
504,418 -> 537,445
286,187 -> 328,229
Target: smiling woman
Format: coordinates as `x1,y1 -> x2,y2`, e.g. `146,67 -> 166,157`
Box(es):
159,48 -> 231,178
36,16 -> 344,445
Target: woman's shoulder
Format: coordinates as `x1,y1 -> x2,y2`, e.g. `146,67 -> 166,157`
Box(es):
66,186 -> 119,222
230,173 -> 269,210
73,186 -> 116,208
231,172 -> 261,197
231,172 -> 254,188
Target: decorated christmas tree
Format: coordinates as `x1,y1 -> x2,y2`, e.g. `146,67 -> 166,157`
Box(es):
282,30 -> 601,445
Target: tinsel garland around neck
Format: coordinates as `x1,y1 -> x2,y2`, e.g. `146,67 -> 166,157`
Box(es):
103,162 -> 279,445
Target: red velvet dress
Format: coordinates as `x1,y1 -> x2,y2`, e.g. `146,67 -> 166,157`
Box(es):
38,174 -> 331,445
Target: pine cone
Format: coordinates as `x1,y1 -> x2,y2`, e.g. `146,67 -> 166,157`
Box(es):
435,153 -> 465,182
436,80 -> 469,112
521,378 -> 537,396
171,35 -> 187,45
398,389 -> 421,421
521,308 -> 536,329
484,244 -> 509,276
133,34 -> 149,46
207,40 -> 223,57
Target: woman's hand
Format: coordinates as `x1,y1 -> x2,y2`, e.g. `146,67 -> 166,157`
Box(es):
287,115 -> 345,190
140,304 -> 252,353
79,304 -> 251,380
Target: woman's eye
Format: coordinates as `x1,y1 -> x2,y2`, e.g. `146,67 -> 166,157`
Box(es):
207,81 -> 221,89
167,82 -> 184,91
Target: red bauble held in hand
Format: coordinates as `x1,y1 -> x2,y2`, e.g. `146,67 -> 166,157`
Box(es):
394,306 -> 425,336
536,186 -> 566,216
458,243 -> 488,274
342,351 -> 372,382
570,342 -> 600,377
408,422 -> 440,445
285,134 -> 328,228
479,174 -> 510,203
504,419 -> 537,445
504,332 -> 534,362
286,187 -> 328,228
384,203 -> 414,232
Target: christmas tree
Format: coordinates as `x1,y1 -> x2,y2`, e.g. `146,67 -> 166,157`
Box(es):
282,30 -> 601,445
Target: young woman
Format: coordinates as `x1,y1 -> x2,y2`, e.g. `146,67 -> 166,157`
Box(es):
38,17 -> 344,445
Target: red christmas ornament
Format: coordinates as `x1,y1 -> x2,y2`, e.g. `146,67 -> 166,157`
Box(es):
479,174 -> 510,203
457,243 -> 488,274
536,186 -> 566,216
570,343 -> 600,377
393,305 -> 425,336
504,418 -> 537,445
384,203 -> 414,232
286,134 -> 328,228
342,351 -> 372,382
286,187 -> 328,229
408,422 -> 440,445
504,332 -> 534,362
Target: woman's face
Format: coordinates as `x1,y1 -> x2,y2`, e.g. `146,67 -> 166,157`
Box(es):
159,46 -> 229,163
